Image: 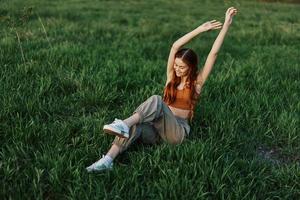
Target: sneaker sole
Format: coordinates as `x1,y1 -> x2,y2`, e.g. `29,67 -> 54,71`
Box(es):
103,126 -> 129,138
86,167 -> 113,173
86,168 -> 112,174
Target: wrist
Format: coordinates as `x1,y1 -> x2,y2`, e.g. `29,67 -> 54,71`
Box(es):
223,22 -> 231,28
196,26 -> 207,33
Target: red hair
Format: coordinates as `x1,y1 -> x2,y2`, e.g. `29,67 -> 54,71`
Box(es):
163,48 -> 199,120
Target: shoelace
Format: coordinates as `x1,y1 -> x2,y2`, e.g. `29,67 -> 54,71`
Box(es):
112,118 -> 121,124
112,119 -> 124,128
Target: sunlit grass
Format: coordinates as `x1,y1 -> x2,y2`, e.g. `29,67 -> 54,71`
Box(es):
0,0 -> 299,199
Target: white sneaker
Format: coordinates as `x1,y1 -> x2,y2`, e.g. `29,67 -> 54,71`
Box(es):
103,118 -> 129,138
86,155 -> 113,173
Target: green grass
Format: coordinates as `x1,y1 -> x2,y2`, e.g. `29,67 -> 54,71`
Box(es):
0,0 -> 299,199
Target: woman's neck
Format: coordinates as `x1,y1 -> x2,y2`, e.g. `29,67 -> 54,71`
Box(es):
180,75 -> 188,84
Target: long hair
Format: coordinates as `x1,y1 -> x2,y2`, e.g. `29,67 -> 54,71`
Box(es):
163,48 -> 199,120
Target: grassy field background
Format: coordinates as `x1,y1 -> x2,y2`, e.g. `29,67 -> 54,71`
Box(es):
0,0 -> 299,199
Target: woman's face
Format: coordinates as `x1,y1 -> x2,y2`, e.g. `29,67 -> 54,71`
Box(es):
174,58 -> 190,77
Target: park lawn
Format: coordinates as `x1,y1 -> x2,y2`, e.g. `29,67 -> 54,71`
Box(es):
0,0 -> 299,199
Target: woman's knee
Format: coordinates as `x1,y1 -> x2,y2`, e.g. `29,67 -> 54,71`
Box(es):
148,95 -> 162,103
149,95 -> 163,110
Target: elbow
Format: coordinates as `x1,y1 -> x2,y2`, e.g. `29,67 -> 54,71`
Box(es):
172,43 -> 180,50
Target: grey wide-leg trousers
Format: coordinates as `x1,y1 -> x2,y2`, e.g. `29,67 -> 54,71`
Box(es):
112,95 -> 190,153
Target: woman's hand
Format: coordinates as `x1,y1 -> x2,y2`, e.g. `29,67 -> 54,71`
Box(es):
224,7 -> 238,27
198,20 -> 223,32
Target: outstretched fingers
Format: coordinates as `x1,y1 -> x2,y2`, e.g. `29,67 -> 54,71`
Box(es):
211,21 -> 222,29
212,21 -> 222,25
212,25 -> 222,30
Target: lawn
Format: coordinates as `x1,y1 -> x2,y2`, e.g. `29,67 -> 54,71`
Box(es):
0,0 -> 299,199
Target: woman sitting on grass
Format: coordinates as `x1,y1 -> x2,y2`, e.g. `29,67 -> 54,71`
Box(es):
86,7 -> 238,172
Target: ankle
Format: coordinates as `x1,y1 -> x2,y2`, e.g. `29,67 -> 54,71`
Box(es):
104,155 -> 113,164
106,144 -> 120,160
123,113 -> 140,127
123,121 -> 131,129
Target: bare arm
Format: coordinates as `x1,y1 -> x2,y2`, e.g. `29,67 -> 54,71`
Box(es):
172,26 -> 207,49
195,7 -> 238,93
166,20 -> 223,85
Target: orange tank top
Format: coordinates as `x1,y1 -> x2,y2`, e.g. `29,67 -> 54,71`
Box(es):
167,86 -> 192,110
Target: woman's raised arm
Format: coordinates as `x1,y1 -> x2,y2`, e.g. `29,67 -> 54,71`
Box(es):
166,20 -> 223,85
195,7 -> 238,92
